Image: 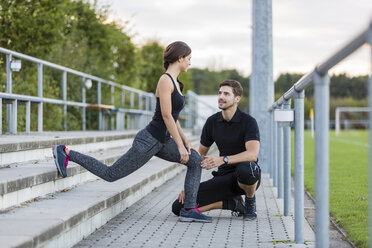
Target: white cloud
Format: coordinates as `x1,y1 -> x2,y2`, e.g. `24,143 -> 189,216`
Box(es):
100,0 -> 371,78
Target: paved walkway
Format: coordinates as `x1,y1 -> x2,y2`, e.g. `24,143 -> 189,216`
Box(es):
74,170 -> 315,248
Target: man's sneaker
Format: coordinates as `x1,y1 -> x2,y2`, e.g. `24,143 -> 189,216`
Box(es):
52,145 -> 70,178
231,195 -> 246,217
179,205 -> 213,223
244,195 -> 257,221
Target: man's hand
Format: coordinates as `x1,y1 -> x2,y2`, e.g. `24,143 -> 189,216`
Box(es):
178,189 -> 185,204
201,156 -> 224,170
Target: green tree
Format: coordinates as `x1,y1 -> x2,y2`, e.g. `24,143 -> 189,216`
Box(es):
137,41 -> 164,92
274,73 -> 305,98
189,68 -> 249,111
0,0 -> 69,57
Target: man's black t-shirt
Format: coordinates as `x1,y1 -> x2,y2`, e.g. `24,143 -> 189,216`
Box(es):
200,107 -> 260,174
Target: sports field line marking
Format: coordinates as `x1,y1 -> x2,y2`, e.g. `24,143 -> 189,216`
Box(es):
330,137 -> 369,147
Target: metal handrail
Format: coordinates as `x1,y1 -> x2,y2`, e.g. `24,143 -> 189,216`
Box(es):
0,47 -> 208,134
269,20 -> 372,109
0,47 -> 152,96
268,18 -> 372,248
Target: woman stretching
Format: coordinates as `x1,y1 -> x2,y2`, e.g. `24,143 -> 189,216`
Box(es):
52,41 -> 212,223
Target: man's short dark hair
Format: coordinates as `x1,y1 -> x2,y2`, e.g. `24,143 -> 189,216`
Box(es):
219,79 -> 243,97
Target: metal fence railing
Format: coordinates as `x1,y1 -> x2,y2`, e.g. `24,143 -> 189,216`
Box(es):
268,19 -> 372,248
0,47 -> 209,135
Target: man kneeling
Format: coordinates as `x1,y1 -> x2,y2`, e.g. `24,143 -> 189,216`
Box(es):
172,79 -> 261,220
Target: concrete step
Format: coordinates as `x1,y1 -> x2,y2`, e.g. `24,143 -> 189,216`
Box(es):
0,156 -> 188,248
0,131 -> 138,167
0,145 -> 130,211
0,131 -> 198,211
0,130 -> 204,248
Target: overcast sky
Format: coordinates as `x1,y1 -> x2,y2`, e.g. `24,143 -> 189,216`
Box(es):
100,0 -> 371,79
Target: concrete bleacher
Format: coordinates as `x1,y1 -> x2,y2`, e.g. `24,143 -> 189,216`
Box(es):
0,130 -> 201,247
0,130 -> 355,248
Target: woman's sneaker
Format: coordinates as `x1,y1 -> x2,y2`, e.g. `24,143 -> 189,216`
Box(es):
244,195 -> 257,221
52,145 -> 70,178
179,205 -> 213,223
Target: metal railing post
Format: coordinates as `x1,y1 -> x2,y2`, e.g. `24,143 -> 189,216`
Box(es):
0,98 -> 2,134
37,63 -> 43,132
314,72 -> 330,248
270,111 -> 275,179
283,99 -> 292,216
26,101 -> 30,134
97,81 -> 102,130
111,85 -> 114,130
277,105 -> 284,199
138,93 -> 144,128
130,92 -> 134,108
11,99 -> 17,134
138,93 -> 142,110
193,93 -> 198,129
273,112 -> 278,187
268,110 -> 273,178
145,96 -> 149,111
294,90 -> 305,243
186,91 -> 192,129
82,77 -> 86,131
152,94 -> 156,111
367,22 -> 372,248
6,54 -> 12,133
62,71 -> 67,131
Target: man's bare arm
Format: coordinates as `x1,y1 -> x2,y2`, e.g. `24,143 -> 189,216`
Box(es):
199,144 -> 210,158
201,140 -> 260,170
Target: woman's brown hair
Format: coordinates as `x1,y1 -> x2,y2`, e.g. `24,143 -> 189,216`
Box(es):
163,41 -> 191,92
163,41 -> 191,70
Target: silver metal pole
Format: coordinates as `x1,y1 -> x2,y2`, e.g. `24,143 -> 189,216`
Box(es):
111,85 -> 114,130
0,98 -> 2,134
6,54 -> 12,133
130,92 -> 134,108
138,93 -> 142,109
26,101 -> 30,134
186,91 -> 191,129
270,111 -> 275,179
294,90 -> 305,243
283,99 -> 292,216
11,99 -> 17,134
251,0 -> 274,172
82,77 -> 86,131
145,96 -> 149,111
97,81 -> 102,130
273,114 -> 278,187
194,94 -> 198,129
268,110 -> 273,178
367,24 -> 372,248
335,108 -> 340,136
62,71 -> 67,131
37,63 -> 43,132
277,105 -> 284,199
314,72 -> 330,248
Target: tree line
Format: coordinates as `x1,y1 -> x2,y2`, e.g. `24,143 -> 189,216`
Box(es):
191,70 -> 368,120
0,0 -> 367,131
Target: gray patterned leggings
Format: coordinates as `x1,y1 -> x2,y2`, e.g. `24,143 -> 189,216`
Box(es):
69,129 -> 202,209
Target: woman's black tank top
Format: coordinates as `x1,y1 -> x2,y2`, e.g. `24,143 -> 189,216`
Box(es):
145,73 -> 186,143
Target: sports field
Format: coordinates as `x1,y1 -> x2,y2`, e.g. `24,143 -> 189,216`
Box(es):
292,130 -> 369,247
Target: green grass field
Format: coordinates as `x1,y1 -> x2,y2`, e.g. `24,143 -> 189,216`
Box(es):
291,130 -> 369,247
